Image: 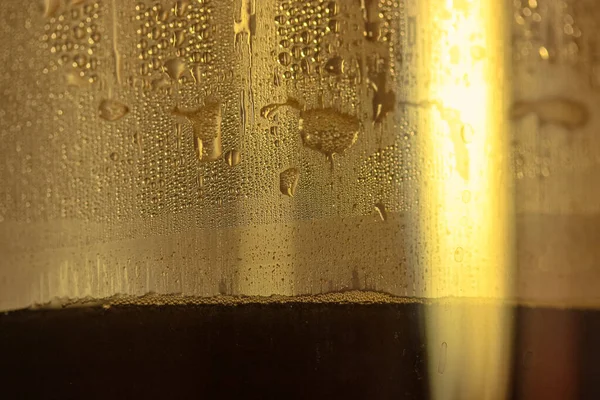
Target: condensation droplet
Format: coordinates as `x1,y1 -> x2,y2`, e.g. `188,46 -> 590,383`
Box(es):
511,98 -> 589,130
461,124 -> 474,144
324,56 -> 344,74
73,26 -> 86,40
164,57 -> 187,80
454,247 -> 464,263
438,342 -> 447,374
300,108 -> 360,159
375,202 -> 387,221
225,149 -> 241,167
173,102 -> 222,162
278,52 -> 291,66
280,167 -> 299,197
99,99 -> 129,122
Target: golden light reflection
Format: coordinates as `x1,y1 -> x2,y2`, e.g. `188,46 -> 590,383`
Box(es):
413,0 -> 514,398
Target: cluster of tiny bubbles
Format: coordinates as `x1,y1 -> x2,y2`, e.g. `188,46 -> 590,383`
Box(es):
133,95 -> 182,220
512,0 -> 551,63
357,143 -> 411,212
279,167 -> 300,197
98,128 -> 137,225
104,138 -> 138,224
375,0 -> 400,76
275,0 -> 339,79
105,291 -> 418,307
564,0 -> 600,84
513,145 -> 554,180
135,0 -> 214,84
41,1 -> 101,84
169,99 -> 245,226
299,107 -> 360,157
512,0 -> 589,66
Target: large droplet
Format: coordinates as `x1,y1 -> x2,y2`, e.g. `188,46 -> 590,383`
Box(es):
454,247 -> 464,262
99,99 -> 129,122
73,26 -> 86,40
370,71 -> 395,123
173,30 -> 186,47
164,57 -> 187,80
461,124 -> 474,143
225,149 -> 241,167
65,71 -> 90,88
234,0 -> 255,44
260,98 -> 302,119
151,76 -> 171,90
278,52 -> 291,66
374,202 -> 387,221
299,108 -> 360,158
511,97 -> 589,129
438,342 -> 448,374
361,0 -> 381,41
324,56 -> 344,74
173,102 -> 222,162
280,168 -> 299,197
44,0 -> 61,18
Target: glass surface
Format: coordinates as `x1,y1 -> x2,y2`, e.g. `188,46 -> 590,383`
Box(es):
0,0 -> 599,398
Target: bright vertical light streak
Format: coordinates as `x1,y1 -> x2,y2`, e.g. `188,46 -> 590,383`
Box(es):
420,1 -> 510,299
413,0 -> 513,398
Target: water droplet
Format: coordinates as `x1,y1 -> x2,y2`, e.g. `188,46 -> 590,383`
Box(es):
151,76 -> 171,90
225,149 -> 241,167
470,45 -> 485,60
511,98 -> 589,129
438,342 -> 447,374
374,202 -> 387,221
454,247 -> 464,262
164,57 -> 187,80
65,71 -> 90,87
461,124 -> 474,144
99,99 -> 129,122
300,108 -> 360,158
173,29 -> 186,47
234,0 -> 255,44
173,102 -> 222,162
324,56 -> 344,74
280,168 -> 299,197
260,99 -> 302,119
262,100 -> 360,160
370,71 -> 395,123
325,1 -> 339,16
541,165 -> 550,177
275,15 -> 286,25
328,19 -> 340,34
44,0 -> 61,18
73,26 -> 86,40
91,32 -> 101,43
278,52 -> 291,66
73,54 -> 86,68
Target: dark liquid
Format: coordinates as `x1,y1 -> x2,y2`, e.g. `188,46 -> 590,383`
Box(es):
1,301 -> 599,399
